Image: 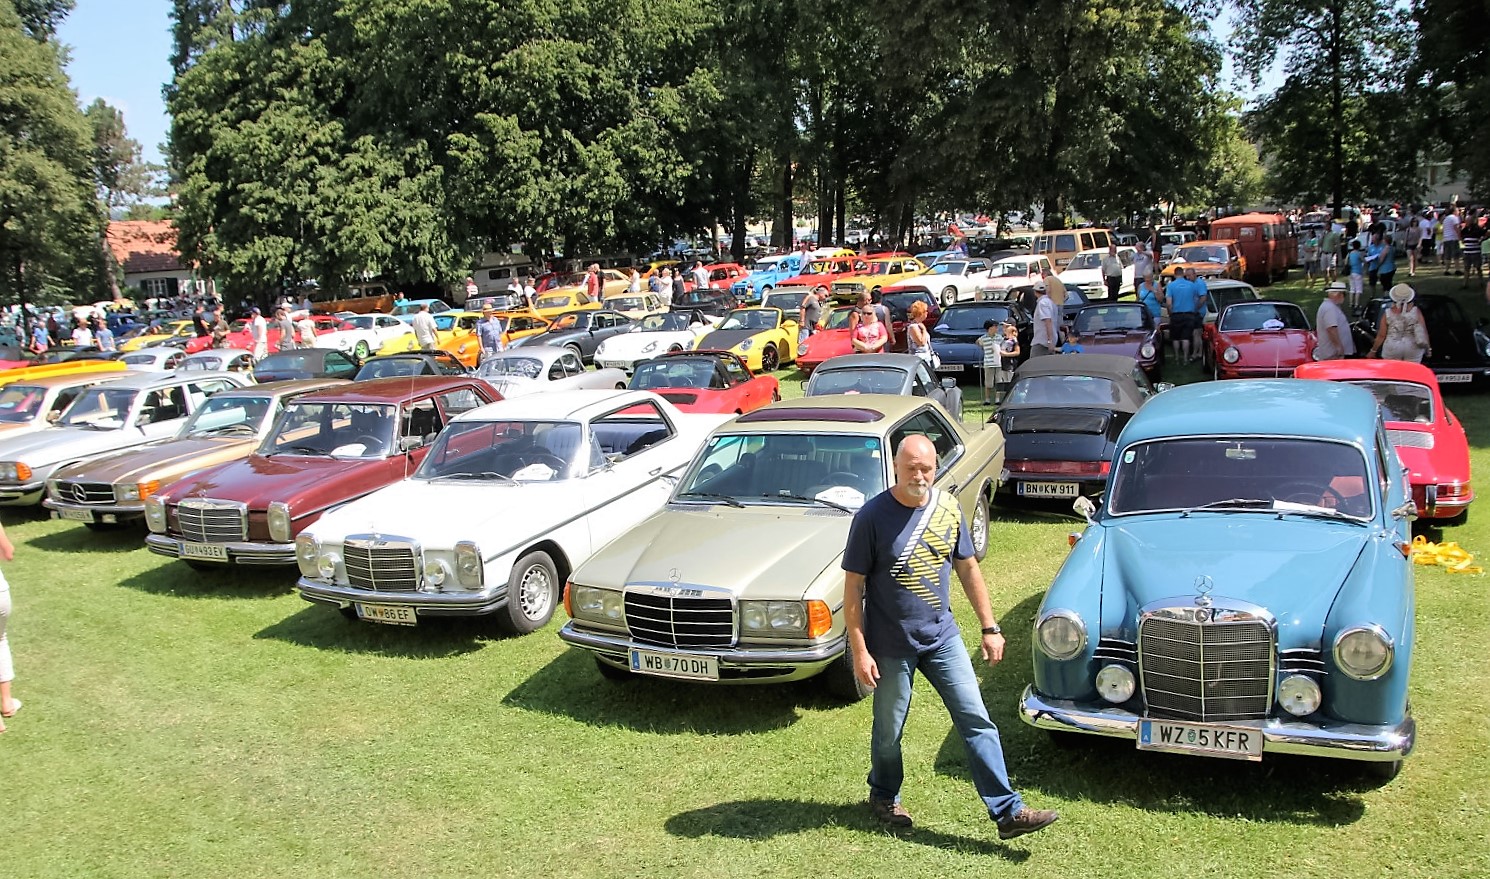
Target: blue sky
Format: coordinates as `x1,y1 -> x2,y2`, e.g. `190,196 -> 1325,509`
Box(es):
58,0 -> 174,166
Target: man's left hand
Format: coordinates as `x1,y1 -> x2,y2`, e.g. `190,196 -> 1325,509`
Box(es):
980,633 -> 1006,664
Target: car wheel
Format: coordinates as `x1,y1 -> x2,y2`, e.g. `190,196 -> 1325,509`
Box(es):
971,491 -> 991,561
760,345 -> 779,372
496,550 -> 559,635
1366,759 -> 1402,782
760,285 -> 772,298
353,340 -> 370,359
940,286 -> 958,307
594,656 -> 633,681
566,344 -> 583,362
821,652 -> 872,702
1453,506 -> 1471,525
772,389 -> 781,402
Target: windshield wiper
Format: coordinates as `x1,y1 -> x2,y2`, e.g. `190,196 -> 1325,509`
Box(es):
428,471 -> 516,484
265,444 -> 325,457
1096,328 -> 1134,335
675,491 -> 745,508
1180,498 -> 1273,516
1270,500 -> 1358,521
772,492 -> 853,513
196,423 -> 257,436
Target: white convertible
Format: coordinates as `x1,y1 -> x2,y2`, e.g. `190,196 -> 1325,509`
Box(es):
312,313 -> 414,360
592,311 -> 718,372
294,390 -> 731,633
475,346 -> 628,397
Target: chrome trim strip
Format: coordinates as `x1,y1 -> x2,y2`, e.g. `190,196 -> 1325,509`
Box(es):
558,621 -> 844,666
145,532 -> 296,564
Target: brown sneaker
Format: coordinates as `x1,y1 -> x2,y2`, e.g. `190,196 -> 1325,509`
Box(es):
868,797 -> 913,828
997,807 -> 1059,840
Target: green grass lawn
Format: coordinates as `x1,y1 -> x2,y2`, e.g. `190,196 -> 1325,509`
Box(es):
4,271 -> 1488,877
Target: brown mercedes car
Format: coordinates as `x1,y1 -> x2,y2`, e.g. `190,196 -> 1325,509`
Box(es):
144,376 -> 499,567
43,379 -> 347,528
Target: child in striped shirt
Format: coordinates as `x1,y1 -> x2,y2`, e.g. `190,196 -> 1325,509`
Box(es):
979,319 -> 1002,405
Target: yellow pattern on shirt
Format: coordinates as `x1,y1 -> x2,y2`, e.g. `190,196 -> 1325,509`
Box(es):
891,492 -> 963,610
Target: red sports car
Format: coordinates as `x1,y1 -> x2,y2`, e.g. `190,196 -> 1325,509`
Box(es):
185,315 -> 343,354
796,306 -> 858,374
1210,299 -> 1316,380
1295,359 -> 1473,521
627,350 -> 779,415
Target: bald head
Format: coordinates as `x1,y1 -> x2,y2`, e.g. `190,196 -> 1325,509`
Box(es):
892,435 -> 938,504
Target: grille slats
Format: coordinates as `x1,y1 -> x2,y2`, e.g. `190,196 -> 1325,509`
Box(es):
343,539 -> 419,592
624,592 -> 733,648
176,500 -> 247,543
1386,429 -> 1433,450
1139,612 -> 1273,721
55,481 -> 115,505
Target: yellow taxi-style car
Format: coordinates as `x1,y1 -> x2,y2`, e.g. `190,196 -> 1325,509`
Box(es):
533,289 -> 604,321
693,307 -> 798,373
0,360 -> 128,387
829,257 -> 929,302
119,320 -> 196,352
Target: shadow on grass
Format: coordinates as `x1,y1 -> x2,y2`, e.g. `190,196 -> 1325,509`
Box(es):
914,591 -> 1368,827
252,604 -> 491,658
28,523 -> 148,553
118,560 -> 295,599
502,647 -> 830,734
665,799 -> 1030,860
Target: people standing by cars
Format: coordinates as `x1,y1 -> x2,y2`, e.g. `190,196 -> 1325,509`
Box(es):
1030,280 -> 1058,358
1346,240 -> 1366,312
275,307 -> 297,350
1302,228 -> 1321,285
657,268 -> 674,306
0,521 -> 19,734
583,263 -> 603,303
249,307 -> 269,359
71,317 -> 93,348
799,286 -> 826,343
1404,213 -> 1422,278
296,311 -> 317,348
465,276 -> 479,302
411,302 -> 439,349
626,267 -> 641,296
843,435 -> 1058,840
1132,239 -> 1153,284
847,292 -> 895,349
692,261 -> 710,291
192,305 -> 210,337
477,306 -> 507,364
905,300 -> 934,367
1321,221 -> 1342,283
1314,282 -> 1356,360
1374,230 -> 1397,293
1101,241 -> 1125,299
1461,214 -> 1483,289
1163,265 -> 1206,364
1369,283 -> 1430,363
998,324 -> 1020,401
93,317 -> 116,352
1441,207 -> 1462,276
851,302 -> 888,354
978,319 -> 1002,405
28,320 -> 48,356
1135,274 -> 1163,322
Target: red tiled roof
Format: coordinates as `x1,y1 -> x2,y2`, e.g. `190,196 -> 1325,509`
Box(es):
106,221 -> 188,275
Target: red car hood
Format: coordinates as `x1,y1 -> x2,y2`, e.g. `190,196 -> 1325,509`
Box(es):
1217,329 -> 1314,366
799,328 -> 854,366
160,453 -> 411,514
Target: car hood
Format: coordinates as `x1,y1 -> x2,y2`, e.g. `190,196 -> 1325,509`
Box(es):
308,478 -> 574,546
163,453 -> 400,511
0,424 -> 155,468
581,505 -> 851,598
51,435 -> 255,485
597,331 -> 692,357
697,329 -> 760,351
1102,516 -> 1369,648
1217,329 -> 1312,363
1079,331 -> 1152,358
1058,268 -> 1103,285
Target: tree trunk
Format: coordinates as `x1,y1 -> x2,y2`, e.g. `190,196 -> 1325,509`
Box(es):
101,234 -> 122,301
1329,0 -> 1344,217
777,157 -> 793,250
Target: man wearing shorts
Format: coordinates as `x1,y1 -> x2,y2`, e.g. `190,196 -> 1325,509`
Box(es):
1461,216 -> 1483,288
1164,266 -> 1203,363
1321,223 -> 1341,282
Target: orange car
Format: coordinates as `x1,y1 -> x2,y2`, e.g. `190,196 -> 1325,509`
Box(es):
1161,240 -> 1246,281
437,311 -> 551,367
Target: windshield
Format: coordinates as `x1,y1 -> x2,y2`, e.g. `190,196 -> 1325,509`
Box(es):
179,355 -> 225,371
59,387 -> 138,429
822,308 -> 856,330
640,313 -> 690,332
1075,306 -> 1149,334
262,402 -> 396,458
432,314 -> 457,331
807,367 -> 907,396
763,292 -> 808,312
0,385 -> 47,423
1219,303 -> 1310,332
476,356 -> 542,379
631,358 -> 721,390
606,297 -> 646,312
1108,437 -> 1373,519
1209,288 -> 1255,313
1065,253 -> 1103,270
253,352 -> 315,373
182,394 -> 273,436
1177,245 -> 1230,263
718,310 -> 778,331
549,313 -> 585,331
880,294 -> 929,321
417,420 -> 584,482
121,353 -> 158,365
535,295 -> 575,310
938,306 -> 1011,332
1007,375 -> 1121,406
390,304 -> 421,316
989,262 -> 1032,277
1344,380 -> 1434,423
676,432 -> 886,510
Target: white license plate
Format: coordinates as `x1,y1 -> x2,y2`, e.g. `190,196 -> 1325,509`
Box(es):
935,363 -> 964,372
1138,719 -> 1263,760
355,603 -> 418,626
59,508 -> 94,522
1438,372 -> 1474,383
180,542 -> 228,561
629,649 -> 719,681
1017,481 -> 1080,498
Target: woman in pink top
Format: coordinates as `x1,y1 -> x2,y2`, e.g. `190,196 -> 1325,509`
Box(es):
851,304 -> 888,353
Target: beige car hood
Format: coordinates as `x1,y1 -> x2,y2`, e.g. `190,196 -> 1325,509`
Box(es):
580,504 -> 852,599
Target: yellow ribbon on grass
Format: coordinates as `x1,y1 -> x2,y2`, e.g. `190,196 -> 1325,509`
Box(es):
1410,535 -> 1483,574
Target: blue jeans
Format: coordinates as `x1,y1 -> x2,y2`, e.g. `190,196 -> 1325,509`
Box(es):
868,636 -> 1024,821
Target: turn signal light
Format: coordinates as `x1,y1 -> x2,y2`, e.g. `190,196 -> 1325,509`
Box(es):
563,581 -> 574,618
137,480 -> 160,500
15,463 -> 31,481
806,600 -> 832,638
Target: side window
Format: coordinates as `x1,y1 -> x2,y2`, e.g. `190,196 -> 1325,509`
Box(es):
969,260 -> 988,273
913,363 -> 937,396
325,351 -> 356,376
189,380 -> 234,400
140,386 -> 187,423
50,387 -> 83,418
1092,230 -> 1110,250
548,359 -> 567,381
166,352 -> 185,369
888,409 -> 960,467
591,400 -> 676,461
436,388 -> 483,419
400,398 -> 444,447
1055,234 -> 1077,254
720,357 -> 750,385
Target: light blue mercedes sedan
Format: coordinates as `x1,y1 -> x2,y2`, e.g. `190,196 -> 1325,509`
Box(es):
1019,379 -> 1416,780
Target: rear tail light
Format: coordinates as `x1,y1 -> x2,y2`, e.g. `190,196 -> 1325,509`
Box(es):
1437,482 -> 1470,500
1006,459 -> 1110,477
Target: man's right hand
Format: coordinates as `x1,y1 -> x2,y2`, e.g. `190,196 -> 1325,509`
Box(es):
853,648 -> 879,689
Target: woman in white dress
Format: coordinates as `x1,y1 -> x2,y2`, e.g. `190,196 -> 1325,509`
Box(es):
1369,283 -> 1430,363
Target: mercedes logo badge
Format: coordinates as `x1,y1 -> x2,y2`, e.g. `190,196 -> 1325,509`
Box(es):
668,568 -> 682,584
1194,575 -> 1215,607
70,483 -> 89,503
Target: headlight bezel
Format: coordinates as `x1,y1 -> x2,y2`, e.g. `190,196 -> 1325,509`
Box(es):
570,583 -> 624,623
1139,342 -> 1156,359
295,534 -> 320,577
454,541 -> 483,589
316,549 -> 342,580
267,501 -> 292,543
424,558 -> 451,589
1333,625 -> 1394,681
739,599 -> 807,636
1035,610 -> 1087,660
1222,346 -> 1240,364
1277,673 -> 1323,716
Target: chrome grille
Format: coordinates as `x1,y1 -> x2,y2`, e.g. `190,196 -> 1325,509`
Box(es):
55,481 -> 115,505
1139,612 -> 1273,721
343,537 -> 419,592
624,589 -> 734,648
1386,429 -> 1433,450
176,499 -> 247,543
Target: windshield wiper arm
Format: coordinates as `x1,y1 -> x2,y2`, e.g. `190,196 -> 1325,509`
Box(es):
428,471 -> 516,484
265,444 -> 324,457
1180,498 -> 1273,516
773,492 -> 853,513
1270,501 -> 1358,521
676,491 -> 745,508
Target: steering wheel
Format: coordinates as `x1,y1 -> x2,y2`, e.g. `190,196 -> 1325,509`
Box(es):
492,453 -> 526,476
821,471 -> 869,493
522,453 -> 567,474
1274,481 -> 1348,508
352,434 -> 387,453
697,463 -> 723,482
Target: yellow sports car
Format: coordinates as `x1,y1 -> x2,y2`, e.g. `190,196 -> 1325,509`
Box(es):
693,307 -> 798,372
376,310 -> 485,355
829,256 -> 928,302
436,312 -> 551,367
119,320 -> 195,352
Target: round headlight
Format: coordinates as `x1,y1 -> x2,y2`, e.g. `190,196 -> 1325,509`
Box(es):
799,342 -> 810,355
316,551 -> 341,579
425,559 -> 450,588
1222,346 -> 1240,364
1035,611 -> 1087,660
738,338 -> 754,351
1139,343 -> 1156,359
1334,626 -> 1393,680
1095,664 -> 1135,703
1277,674 -> 1322,716
742,604 -> 767,631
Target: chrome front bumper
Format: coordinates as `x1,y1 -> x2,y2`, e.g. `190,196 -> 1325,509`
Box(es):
296,577 -> 507,616
0,482 -> 46,506
145,532 -> 296,565
558,622 -> 845,683
43,498 -> 145,521
1018,685 -> 1415,762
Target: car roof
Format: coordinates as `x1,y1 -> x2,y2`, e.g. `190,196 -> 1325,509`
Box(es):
89,370 -> 235,390
1295,358 -> 1442,386
294,375 -> 486,404
453,389 -> 661,424
488,345 -> 567,364
1012,353 -> 1141,381
1120,379 -> 1379,446
0,371 -> 128,389
219,378 -> 348,398
816,353 -> 922,372
185,348 -> 253,359
713,394 -> 932,435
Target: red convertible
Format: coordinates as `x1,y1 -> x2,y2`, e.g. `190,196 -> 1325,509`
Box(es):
1295,359 -> 1473,521
184,315 -> 343,354
1210,300 -> 1316,380
627,350 -> 779,415
796,306 -> 858,375
143,376 -> 499,567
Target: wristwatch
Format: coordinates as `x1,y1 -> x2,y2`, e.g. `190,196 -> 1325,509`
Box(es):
981,624 -> 1002,636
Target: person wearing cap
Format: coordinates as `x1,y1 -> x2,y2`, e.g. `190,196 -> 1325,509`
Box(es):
1315,282 -> 1355,360
249,307 -> 268,360
1030,279 -> 1058,357
1369,283 -> 1429,363
476,307 -> 507,364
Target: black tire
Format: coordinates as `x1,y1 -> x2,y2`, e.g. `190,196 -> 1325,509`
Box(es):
760,345 -> 779,373
1365,759 -> 1402,782
496,550 -> 559,635
353,340 -> 371,359
821,652 -> 872,702
970,491 -> 991,561
565,344 -> 584,363
594,656 -> 633,681
941,286 -> 958,307
771,389 -> 781,402
83,521 -> 124,532
1453,507 -> 1471,525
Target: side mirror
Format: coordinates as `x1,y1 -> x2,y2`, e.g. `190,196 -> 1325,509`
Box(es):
46,410 -> 61,423
940,377 -> 957,390
398,436 -> 423,453
1072,496 -> 1098,523
1155,382 -> 1175,393
1391,499 -> 1417,521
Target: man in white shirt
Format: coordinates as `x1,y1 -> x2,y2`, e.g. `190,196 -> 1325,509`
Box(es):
658,268 -> 675,307
249,307 -> 268,360
1314,282 -> 1355,360
1030,281 -> 1058,357
71,319 -> 93,348
692,261 -> 710,291
296,313 -> 317,348
1442,208 -> 1462,275
411,302 -> 439,349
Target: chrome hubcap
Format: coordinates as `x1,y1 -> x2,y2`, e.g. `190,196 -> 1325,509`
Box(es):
973,501 -> 988,552
518,565 -> 552,619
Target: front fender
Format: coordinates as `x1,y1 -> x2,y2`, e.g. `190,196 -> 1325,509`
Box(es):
1322,530 -> 1414,725
1031,525 -> 1106,701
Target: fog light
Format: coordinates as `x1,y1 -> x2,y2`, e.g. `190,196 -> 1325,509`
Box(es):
425,559 -> 450,589
316,551 -> 341,580
1277,674 -> 1322,716
1095,664 -> 1135,703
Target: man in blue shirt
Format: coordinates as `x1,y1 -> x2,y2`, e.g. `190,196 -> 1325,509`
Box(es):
1164,266 -> 1205,363
843,435 -> 1058,841
476,307 -> 506,364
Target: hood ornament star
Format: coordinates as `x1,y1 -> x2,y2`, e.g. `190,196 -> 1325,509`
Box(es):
1194,575 -> 1214,607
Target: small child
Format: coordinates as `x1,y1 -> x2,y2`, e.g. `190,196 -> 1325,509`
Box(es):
1346,240 -> 1366,311
1060,327 -> 1084,354
997,324 -> 1020,403
978,319 -> 1002,405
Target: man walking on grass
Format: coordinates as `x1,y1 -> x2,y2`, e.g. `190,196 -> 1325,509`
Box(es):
843,435 -> 1059,842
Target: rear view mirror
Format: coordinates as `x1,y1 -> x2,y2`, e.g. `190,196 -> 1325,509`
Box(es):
940,377 -> 957,390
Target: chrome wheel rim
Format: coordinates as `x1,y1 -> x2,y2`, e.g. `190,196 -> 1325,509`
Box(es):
972,499 -> 989,554
518,564 -> 553,620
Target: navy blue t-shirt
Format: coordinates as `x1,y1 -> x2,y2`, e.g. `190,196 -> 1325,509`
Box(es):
843,488 -> 975,658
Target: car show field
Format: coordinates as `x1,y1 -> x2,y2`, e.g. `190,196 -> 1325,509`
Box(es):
2,276 -> 1487,878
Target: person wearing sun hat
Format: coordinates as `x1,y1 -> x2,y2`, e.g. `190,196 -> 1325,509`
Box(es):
1314,281 -> 1355,360
1030,279 -> 1058,357
1369,283 -> 1430,363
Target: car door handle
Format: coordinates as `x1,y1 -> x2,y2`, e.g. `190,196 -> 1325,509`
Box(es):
946,483 -> 959,494
649,467 -> 663,476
